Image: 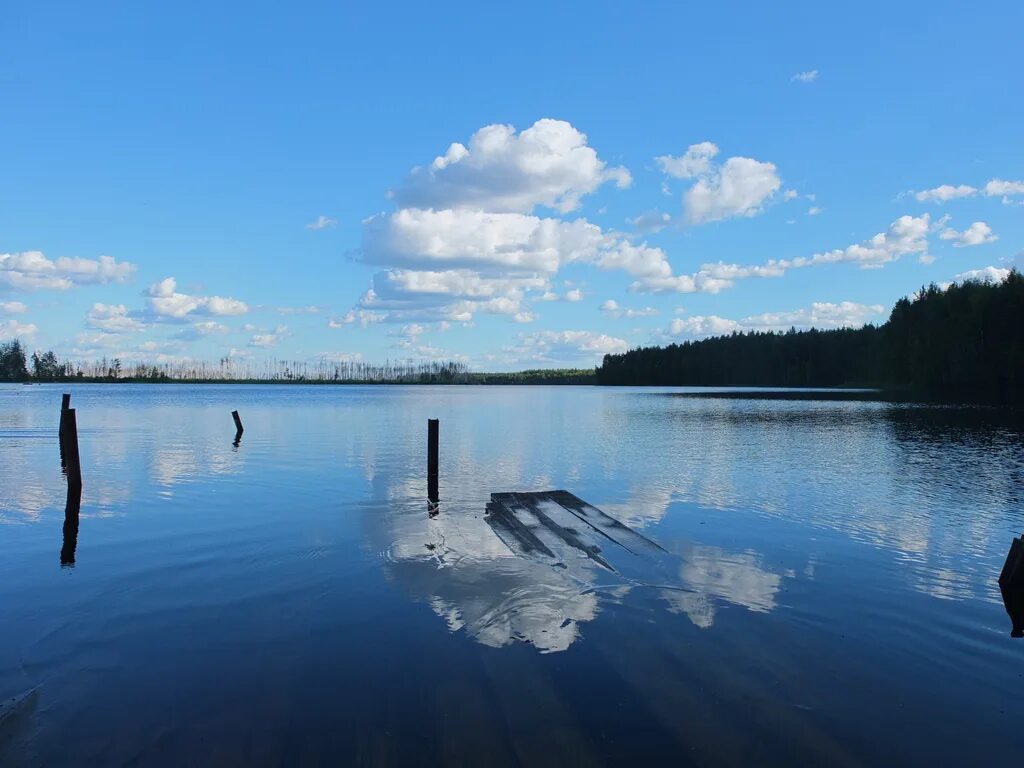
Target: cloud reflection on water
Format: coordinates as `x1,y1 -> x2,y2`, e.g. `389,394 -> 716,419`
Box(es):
371,481 -> 794,651
378,501 -> 602,653
661,545 -> 788,629
3,385 -> 1022,651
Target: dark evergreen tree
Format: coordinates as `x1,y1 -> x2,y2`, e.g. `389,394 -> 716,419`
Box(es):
0,340 -> 30,381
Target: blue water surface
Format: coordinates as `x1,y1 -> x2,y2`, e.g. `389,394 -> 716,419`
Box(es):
1,383 -> 1022,766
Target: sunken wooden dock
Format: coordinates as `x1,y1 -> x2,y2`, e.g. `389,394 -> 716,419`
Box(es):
486,490 -> 664,573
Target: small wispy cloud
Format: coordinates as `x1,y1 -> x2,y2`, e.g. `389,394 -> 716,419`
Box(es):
249,324 -> 288,348
628,209 -> 672,234
791,69 -> 818,83
306,215 -> 338,231
600,299 -> 659,319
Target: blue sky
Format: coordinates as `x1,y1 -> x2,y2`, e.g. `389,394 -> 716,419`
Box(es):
2,1 -> 1022,370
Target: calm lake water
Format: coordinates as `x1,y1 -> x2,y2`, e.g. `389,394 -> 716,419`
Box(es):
2,383 -> 1023,766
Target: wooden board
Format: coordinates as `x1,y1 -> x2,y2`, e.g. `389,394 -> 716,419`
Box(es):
487,490 -> 663,573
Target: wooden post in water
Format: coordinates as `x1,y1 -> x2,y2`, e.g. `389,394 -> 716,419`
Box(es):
59,393 -> 71,468
427,418 -> 439,505
61,408 -> 83,494
232,410 -> 244,446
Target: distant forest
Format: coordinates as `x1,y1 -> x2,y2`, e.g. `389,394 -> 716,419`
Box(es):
597,271 -> 1024,404
0,343 -> 593,386
0,344 -> 473,384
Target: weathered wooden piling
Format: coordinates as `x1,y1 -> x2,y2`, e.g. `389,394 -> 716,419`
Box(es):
59,393 -> 71,467
61,408 -> 83,494
232,410 -> 244,445
427,418 -> 439,503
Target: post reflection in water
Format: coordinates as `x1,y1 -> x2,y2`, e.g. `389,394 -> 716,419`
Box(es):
999,535 -> 1024,638
60,485 -> 81,567
1002,587 -> 1024,638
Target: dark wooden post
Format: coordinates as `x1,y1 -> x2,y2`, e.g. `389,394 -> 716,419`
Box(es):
232,410 -> 244,445
61,408 -> 83,494
59,393 -> 71,467
427,418 -> 439,504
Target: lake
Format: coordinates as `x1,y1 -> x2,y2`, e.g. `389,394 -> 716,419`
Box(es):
2,383 -> 1023,766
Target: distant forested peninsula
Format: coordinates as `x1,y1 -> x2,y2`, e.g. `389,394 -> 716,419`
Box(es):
597,271 -> 1024,404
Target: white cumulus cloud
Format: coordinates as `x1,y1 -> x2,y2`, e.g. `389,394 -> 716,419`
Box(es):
636,214 -> 932,294
669,315 -> 742,337
656,142 -> 720,179
983,179 -> 1024,197
657,142 -> 782,225
791,70 -> 818,83
0,319 -> 38,340
944,266 -> 1011,287
939,221 -> 997,247
914,184 -> 978,203
145,277 -> 249,319
684,156 -> 782,225
1,301 -> 28,314
741,301 -> 886,329
507,329 -> 629,363
392,118 -> 630,214
87,303 -> 147,333
668,301 -> 886,338
358,207 -> 677,323
910,178 -> 1024,203
0,250 -> 135,291
362,208 -> 605,274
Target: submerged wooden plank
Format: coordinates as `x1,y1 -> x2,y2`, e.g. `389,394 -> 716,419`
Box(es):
491,492 -> 616,572
492,494 -> 588,570
542,490 -> 666,555
512,493 -> 617,573
484,502 -> 557,560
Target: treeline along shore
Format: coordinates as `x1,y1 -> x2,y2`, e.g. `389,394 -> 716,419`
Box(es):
598,272 -> 1024,405
0,344 -> 594,386
2,273 -> 1021,402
